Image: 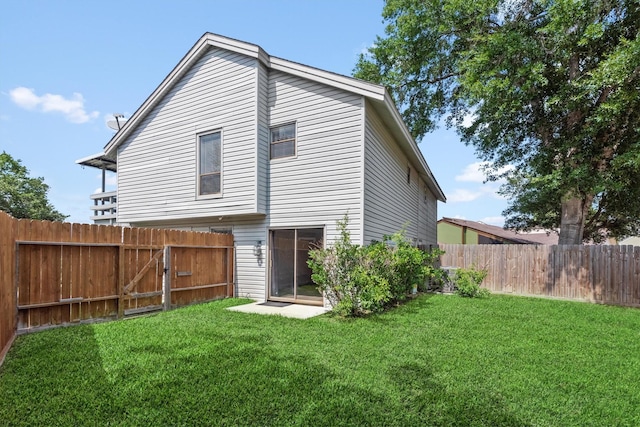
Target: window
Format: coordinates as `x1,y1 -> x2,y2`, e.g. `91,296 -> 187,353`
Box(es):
210,227 -> 232,235
198,131 -> 221,195
270,123 -> 296,159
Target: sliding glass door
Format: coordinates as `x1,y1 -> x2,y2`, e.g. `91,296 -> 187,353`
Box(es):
269,228 -> 323,304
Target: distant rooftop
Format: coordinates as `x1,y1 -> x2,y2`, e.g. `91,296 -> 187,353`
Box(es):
438,217 -> 559,245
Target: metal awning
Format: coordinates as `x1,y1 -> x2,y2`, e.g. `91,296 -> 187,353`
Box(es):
76,152 -> 117,172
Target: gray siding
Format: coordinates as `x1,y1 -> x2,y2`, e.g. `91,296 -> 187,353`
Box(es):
113,42 -> 441,303
267,70 -> 364,244
422,185 -> 438,247
363,104 -> 438,246
117,47 -> 260,223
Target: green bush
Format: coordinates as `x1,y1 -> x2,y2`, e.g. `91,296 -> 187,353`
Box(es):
454,266 -> 490,298
308,215 -> 443,316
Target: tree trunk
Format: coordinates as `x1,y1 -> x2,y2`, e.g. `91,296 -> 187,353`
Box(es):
558,193 -> 592,245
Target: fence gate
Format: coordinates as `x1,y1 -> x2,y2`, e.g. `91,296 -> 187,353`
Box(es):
120,245 -> 165,316
16,242 -> 234,332
167,245 -> 234,308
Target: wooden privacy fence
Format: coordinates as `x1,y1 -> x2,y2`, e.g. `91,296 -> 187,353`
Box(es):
439,244 -> 640,307
0,211 -> 234,364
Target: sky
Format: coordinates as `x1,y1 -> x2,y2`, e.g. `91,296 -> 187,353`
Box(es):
1,0 -> 509,225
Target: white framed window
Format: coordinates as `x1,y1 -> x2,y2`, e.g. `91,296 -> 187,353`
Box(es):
198,131 -> 221,196
210,227 -> 232,235
270,122 -> 296,159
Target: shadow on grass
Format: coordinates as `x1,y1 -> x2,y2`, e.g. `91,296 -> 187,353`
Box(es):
388,361 -> 531,427
0,325 -> 123,425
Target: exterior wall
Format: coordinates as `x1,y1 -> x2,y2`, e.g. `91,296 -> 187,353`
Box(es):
116,47 -> 261,224
419,184 -> 439,247
464,225 -> 476,243
267,70 -> 364,244
363,104 -> 437,246
112,45 -> 443,302
620,236 -> 640,246
437,222 -> 481,244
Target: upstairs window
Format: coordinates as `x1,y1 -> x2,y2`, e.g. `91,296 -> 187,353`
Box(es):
198,131 -> 221,195
270,123 -> 296,159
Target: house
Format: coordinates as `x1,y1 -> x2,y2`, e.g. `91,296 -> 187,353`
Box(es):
618,236 -> 640,246
78,33 -> 446,306
438,217 -> 558,245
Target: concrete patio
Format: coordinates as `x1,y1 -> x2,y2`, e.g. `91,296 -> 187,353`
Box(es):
226,301 -> 328,319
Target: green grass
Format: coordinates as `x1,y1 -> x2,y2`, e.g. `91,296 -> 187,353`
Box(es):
1,295 -> 639,426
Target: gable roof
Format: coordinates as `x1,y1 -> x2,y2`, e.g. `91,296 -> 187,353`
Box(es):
100,32 -> 445,202
438,217 -> 559,245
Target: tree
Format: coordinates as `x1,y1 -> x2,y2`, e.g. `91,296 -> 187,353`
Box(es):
355,0 -> 640,244
0,151 -> 67,221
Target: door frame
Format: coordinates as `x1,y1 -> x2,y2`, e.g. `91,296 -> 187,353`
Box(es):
267,226 -> 325,306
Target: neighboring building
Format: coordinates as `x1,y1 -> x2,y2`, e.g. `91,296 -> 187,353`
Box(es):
438,217 -> 558,245
78,33 -> 446,306
619,236 -> 640,246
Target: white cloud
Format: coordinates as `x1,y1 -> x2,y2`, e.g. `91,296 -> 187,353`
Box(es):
480,216 -> 505,226
447,183 -> 505,204
357,42 -> 376,56
455,161 -> 514,183
9,86 -> 99,124
455,162 -> 487,183
93,172 -> 117,193
447,189 -> 484,203
95,173 -> 117,186
461,111 -> 476,128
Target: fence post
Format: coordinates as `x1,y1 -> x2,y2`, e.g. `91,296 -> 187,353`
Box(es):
227,246 -> 233,298
118,245 -> 125,319
162,246 -> 171,311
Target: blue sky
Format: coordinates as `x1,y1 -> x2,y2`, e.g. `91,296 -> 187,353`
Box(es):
1,0 -> 508,225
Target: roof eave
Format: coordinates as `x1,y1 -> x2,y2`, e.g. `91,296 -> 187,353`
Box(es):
104,32 -> 268,156
76,152 -> 118,172
269,57 -> 386,100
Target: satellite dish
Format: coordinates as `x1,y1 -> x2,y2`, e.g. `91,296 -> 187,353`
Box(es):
107,114 -> 127,131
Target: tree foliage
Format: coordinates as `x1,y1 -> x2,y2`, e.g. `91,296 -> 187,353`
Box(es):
355,0 -> 640,243
0,151 -> 67,221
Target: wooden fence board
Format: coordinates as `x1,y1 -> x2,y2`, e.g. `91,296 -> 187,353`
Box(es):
439,244 -> 640,307
0,212 -> 16,363
1,213 -> 235,346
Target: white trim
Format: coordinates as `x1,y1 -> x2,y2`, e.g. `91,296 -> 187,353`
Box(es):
269,57 -> 386,100
253,64 -> 260,214
359,96 -> 366,245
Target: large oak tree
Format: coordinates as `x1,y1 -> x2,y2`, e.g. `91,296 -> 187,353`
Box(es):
355,0 -> 640,244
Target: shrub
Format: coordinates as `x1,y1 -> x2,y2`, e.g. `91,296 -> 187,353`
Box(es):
367,230 -> 444,301
308,215 -> 443,316
454,266 -> 490,298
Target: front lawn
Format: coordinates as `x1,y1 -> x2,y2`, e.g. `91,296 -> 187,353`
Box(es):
1,295 -> 639,426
